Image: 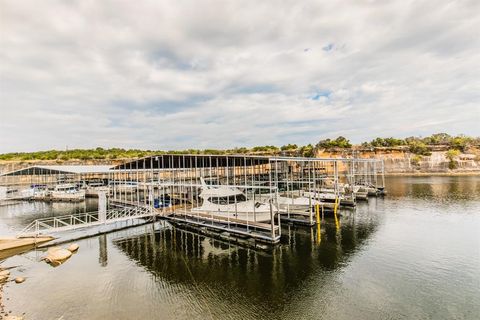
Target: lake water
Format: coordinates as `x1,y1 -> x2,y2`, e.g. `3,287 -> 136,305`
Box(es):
1,176 -> 479,319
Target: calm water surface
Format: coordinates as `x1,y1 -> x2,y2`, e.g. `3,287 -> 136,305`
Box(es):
1,176 -> 479,319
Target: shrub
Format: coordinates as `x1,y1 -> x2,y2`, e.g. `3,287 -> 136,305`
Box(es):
446,149 -> 460,170
408,141 -> 431,156
411,155 -> 422,166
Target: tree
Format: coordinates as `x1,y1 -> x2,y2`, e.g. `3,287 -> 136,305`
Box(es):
299,144 -> 315,157
425,133 -> 451,145
251,146 -> 279,153
408,141 -> 431,156
280,144 -> 298,151
449,136 -> 471,152
316,136 -> 352,149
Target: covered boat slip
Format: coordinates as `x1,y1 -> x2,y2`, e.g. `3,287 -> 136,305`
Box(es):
109,154 -> 385,242
0,165 -> 113,183
0,155 -> 385,245
0,165 -> 112,201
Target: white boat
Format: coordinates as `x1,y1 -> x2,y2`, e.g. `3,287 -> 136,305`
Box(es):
192,179 -> 276,222
20,184 -> 49,199
353,186 -> 369,200
110,181 -> 138,194
84,181 -> 109,197
50,184 -> 85,201
276,194 -> 322,212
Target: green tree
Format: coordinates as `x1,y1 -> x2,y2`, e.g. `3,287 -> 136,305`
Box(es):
449,136 -> 471,152
280,144 -> 298,151
299,144 -> 315,157
408,141 -> 431,156
316,136 -> 352,149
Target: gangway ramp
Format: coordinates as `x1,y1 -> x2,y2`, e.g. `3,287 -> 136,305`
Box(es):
17,205 -> 153,237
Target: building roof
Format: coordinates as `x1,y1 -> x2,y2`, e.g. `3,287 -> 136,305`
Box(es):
0,165 -> 113,176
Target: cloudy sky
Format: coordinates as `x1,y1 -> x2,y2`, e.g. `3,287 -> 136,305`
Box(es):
1,0 -> 479,153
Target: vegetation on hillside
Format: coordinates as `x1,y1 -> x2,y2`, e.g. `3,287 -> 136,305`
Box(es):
446,149 -> 461,169
316,136 -> 352,149
362,133 -> 479,155
0,133 -> 478,161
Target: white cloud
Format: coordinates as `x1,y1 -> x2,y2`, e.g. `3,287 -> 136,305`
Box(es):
0,0 -> 479,152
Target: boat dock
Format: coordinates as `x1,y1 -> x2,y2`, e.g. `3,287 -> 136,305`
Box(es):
1,155 -> 386,247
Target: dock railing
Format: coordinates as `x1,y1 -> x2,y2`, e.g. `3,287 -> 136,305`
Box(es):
17,205 -> 153,238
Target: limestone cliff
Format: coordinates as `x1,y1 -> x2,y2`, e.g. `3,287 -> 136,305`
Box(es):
316,146 -> 480,174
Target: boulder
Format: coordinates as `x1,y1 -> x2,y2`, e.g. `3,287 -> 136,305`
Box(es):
44,247 -> 72,266
14,277 -> 25,284
67,243 -> 79,253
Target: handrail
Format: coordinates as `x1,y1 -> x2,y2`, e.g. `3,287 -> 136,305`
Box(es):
16,205 -> 154,238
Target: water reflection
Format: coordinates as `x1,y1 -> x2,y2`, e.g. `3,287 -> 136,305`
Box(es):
99,234 -> 108,267
112,211 -> 379,317
0,198 -> 99,235
386,176 -> 480,201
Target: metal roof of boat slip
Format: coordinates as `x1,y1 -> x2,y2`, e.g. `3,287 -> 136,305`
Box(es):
111,154 -> 377,170
1,165 -> 114,176
112,154 -> 272,170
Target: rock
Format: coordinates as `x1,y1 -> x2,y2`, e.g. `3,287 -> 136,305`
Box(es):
67,243 -> 79,253
14,277 -> 25,284
0,270 -> 10,282
44,247 -> 72,266
0,270 -> 10,277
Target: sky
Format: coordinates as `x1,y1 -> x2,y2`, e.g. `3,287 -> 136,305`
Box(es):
1,0 -> 480,153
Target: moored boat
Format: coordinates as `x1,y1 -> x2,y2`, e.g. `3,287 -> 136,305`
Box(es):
192,179 -> 277,222
50,184 -> 85,201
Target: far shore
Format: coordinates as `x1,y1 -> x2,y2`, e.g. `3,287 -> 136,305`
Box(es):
385,171 -> 480,177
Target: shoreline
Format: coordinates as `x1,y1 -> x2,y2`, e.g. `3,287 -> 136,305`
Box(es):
385,171 -> 480,177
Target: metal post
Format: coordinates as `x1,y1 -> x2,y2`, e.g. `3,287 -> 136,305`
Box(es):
270,198 -> 274,241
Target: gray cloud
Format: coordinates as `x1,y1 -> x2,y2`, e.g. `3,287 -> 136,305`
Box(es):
1,0 -> 479,152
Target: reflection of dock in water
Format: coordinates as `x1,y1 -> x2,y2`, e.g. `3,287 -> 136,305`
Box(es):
99,234 -> 108,267
112,213 -> 379,317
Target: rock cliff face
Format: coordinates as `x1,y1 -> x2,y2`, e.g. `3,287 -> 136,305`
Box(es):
316,146 -> 480,174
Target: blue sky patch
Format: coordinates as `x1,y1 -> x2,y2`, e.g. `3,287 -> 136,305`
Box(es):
322,43 -> 334,52
311,90 -> 332,100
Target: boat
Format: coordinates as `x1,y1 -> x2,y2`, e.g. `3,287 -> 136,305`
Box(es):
353,186 -> 369,200
192,179 -> 276,222
110,181 -> 138,194
20,184 -> 49,199
83,181 -> 109,197
302,190 -> 356,207
275,192 -> 322,212
50,184 -> 85,201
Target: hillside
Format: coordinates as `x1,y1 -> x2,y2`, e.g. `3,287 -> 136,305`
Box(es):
1,133 -> 479,175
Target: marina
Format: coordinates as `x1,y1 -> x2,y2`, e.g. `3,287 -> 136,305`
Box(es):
2,1 -> 479,318
0,155 -> 386,246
